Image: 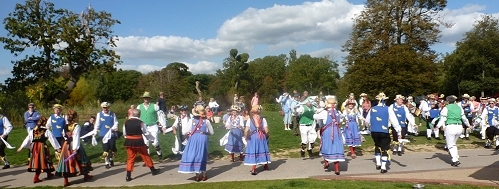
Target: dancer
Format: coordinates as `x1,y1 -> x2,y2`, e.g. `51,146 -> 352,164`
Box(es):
0,107 -> 13,169
427,102 -> 441,140
320,97 -> 345,175
365,92 -> 400,173
171,105 -> 190,155
17,117 -> 61,183
342,101 -> 362,159
458,94 -> 473,140
137,91 -> 164,161
224,105 -> 245,162
296,102 -> 317,158
388,95 -> 416,156
123,109 -> 160,182
244,105 -> 271,175
482,98 -> 499,149
45,104 -> 67,150
55,110 -> 93,187
178,105 -> 214,181
436,95 -> 471,167
92,102 -> 119,169
359,93 -> 372,132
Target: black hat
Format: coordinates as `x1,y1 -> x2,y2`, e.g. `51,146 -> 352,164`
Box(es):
179,105 -> 188,111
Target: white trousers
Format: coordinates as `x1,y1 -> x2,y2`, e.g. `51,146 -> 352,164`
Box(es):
481,124 -> 489,140
143,124 -> 160,147
299,125 -> 317,145
445,125 -> 462,162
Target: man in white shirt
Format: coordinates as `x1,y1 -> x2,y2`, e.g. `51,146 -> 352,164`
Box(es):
171,105 -> 191,154
208,98 -> 220,115
0,107 -> 13,169
137,91 -> 164,161
458,94 -> 474,140
388,95 -> 415,156
93,102 -> 119,169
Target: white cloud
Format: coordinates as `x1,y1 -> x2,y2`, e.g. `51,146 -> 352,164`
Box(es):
0,69 -> 10,76
112,0 -> 499,76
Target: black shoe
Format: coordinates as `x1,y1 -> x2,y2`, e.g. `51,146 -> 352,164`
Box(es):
392,151 -> 397,155
126,176 -> 133,182
495,146 -> 499,150
444,147 -> 449,152
380,169 -> 388,173
105,164 -> 111,169
435,137 -> 441,140
151,168 -> 160,175
157,155 -> 163,162
376,165 -> 381,170
110,160 -> 114,167
465,137 -> 470,140
307,150 -> 313,158
2,164 -> 10,169
485,145 -> 492,149
427,137 -> 431,140
300,150 -> 305,158
397,151 -> 402,156
335,172 -> 340,175
451,161 -> 461,167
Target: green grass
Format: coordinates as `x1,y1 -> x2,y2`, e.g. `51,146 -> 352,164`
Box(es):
6,111 -> 486,165
25,179 -> 496,189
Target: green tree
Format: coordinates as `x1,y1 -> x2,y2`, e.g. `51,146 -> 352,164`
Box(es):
286,54 -> 340,95
0,0 -> 121,100
442,15 -> 499,97
341,0 -> 446,97
95,70 -> 142,103
247,55 -> 287,103
213,49 -> 250,104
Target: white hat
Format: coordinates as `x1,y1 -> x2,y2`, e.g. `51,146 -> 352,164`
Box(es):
100,102 -> 110,108
360,93 -> 367,97
375,92 -> 389,100
407,96 -> 413,100
394,94 -> 405,100
462,94 -> 470,99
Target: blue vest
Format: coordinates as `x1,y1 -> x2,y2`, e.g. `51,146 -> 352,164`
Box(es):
370,105 -> 389,133
429,108 -> 440,119
0,116 -> 4,135
462,100 -> 471,114
487,107 -> 499,126
99,112 -> 115,137
393,105 -> 407,128
51,114 -> 65,138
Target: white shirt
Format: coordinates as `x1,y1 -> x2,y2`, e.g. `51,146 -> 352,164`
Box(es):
0,115 -> 13,136
172,114 -> 192,135
20,129 -> 61,150
243,117 -> 268,128
136,103 -> 160,112
208,101 -> 220,108
388,104 -> 416,128
436,104 -> 470,128
225,115 -> 243,130
458,100 -> 474,113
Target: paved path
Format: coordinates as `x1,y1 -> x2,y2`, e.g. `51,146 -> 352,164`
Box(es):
1,148 -> 498,188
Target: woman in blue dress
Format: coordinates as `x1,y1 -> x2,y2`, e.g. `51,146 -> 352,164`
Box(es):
225,105 -> 245,162
244,105 -> 271,175
178,105 -> 214,181
342,102 -> 363,159
320,97 -> 345,175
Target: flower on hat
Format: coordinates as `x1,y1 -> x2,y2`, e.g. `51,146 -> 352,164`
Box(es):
100,102 -> 110,108
375,92 -> 389,100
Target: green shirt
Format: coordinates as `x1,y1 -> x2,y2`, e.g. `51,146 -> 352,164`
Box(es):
445,104 -> 462,125
299,105 -> 315,126
139,104 -> 158,126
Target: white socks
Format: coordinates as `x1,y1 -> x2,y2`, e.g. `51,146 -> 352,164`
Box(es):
375,154 -> 381,166
381,156 -> 388,170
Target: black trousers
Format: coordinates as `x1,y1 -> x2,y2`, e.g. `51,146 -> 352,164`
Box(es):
486,127 -> 499,141
101,136 -> 117,153
391,127 -> 408,140
371,132 -> 390,153
0,135 -> 8,157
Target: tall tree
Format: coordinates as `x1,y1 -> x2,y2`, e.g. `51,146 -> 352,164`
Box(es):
286,54 -> 340,95
212,49 -> 250,104
342,0 -> 446,97
442,15 -> 499,97
0,0 -> 121,99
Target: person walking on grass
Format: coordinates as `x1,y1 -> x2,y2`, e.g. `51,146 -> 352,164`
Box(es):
92,102 -> 119,169
137,91 -> 164,161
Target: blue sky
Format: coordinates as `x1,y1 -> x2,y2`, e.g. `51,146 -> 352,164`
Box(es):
0,0 -> 498,84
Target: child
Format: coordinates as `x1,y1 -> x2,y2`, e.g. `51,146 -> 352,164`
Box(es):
17,117 -> 61,183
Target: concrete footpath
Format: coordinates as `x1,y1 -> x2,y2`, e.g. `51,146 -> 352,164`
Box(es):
0,148 -> 498,188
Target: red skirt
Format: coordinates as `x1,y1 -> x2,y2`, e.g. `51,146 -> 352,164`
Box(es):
28,142 -> 55,173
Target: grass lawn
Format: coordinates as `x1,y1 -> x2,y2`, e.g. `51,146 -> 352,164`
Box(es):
26,179 -> 495,189
5,111 -> 486,165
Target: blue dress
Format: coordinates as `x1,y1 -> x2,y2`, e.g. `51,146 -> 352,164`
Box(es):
225,116 -> 244,153
344,112 -> 362,147
244,116 -> 271,165
320,109 -> 345,162
178,118 -> 210,173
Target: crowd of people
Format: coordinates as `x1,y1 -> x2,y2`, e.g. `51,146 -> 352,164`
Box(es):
2,88 -> 499,186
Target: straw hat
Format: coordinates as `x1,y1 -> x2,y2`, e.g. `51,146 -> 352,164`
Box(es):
325,97 -> 337,108
394,94 -> 405,100
100,102 -> 110,108
439,94 -> 445,99
407,96 -> 413,100
53,104 -> 63,109
488,98 -> 496,103
28,103 -> 35,107
360,93 -> 367,97
480,97 -> 488,101
349,93 -> 354,97
230,105 -> 241,112
141,91 -> 152,98
462,94 -> 470,99
427,94 -> 436,99
251,105 -> 262,113
192,105 -> 206,117
375,92 -> 389,100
